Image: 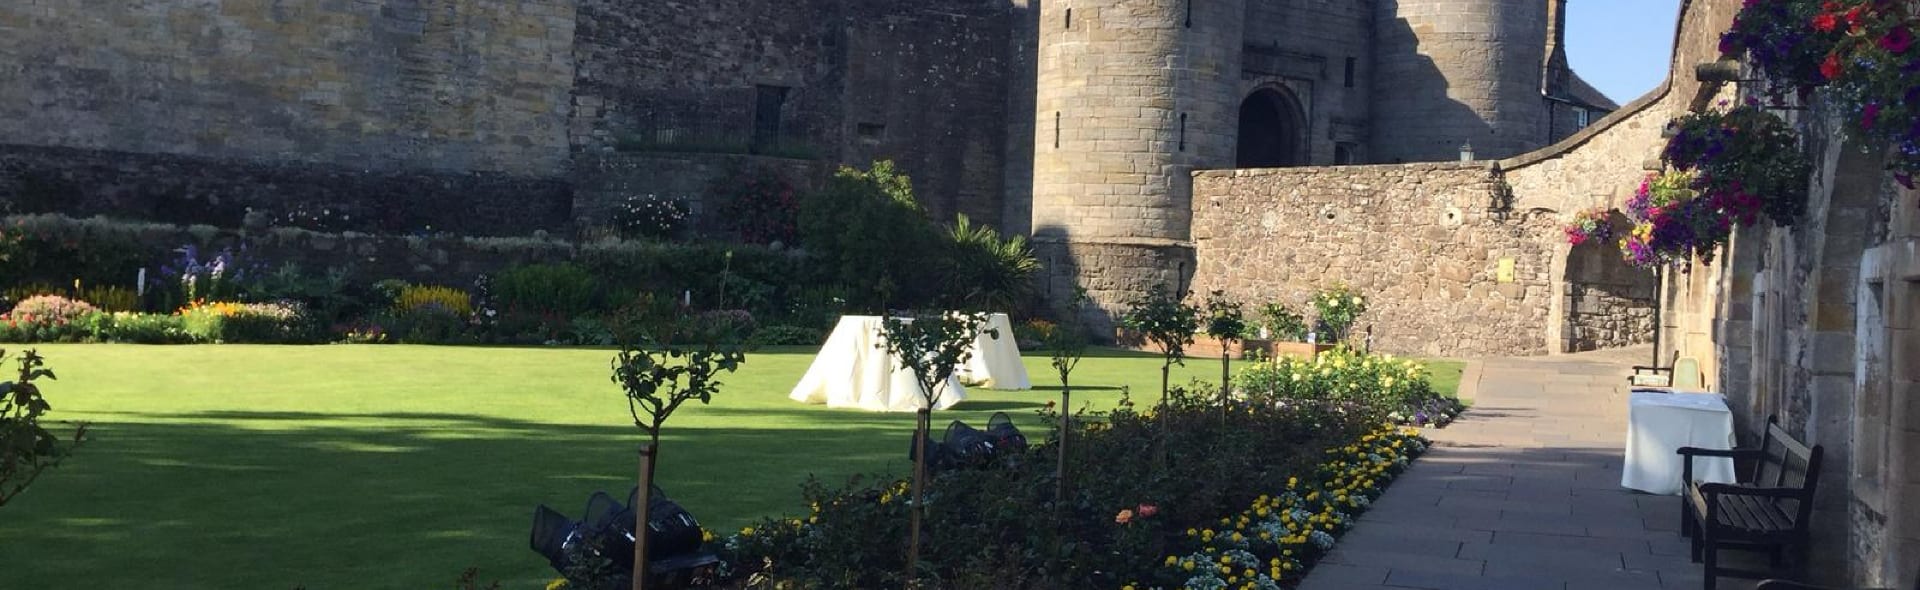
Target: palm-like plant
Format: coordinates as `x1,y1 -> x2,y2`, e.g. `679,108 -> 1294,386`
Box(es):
942,214 -> 1040,312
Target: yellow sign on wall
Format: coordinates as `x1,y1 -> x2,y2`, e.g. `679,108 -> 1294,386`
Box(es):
1497,258 -> 1515,283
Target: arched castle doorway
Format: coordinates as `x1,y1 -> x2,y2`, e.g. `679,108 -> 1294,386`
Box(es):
1236,88 -> 1307,168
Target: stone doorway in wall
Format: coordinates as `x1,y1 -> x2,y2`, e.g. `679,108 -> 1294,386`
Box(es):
1236,87 -> 1307,168
1561,216 -> 1661,352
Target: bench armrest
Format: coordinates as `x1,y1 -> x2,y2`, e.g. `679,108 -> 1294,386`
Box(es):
1677,447 -> 1762,458
1699,483 -> 1809,498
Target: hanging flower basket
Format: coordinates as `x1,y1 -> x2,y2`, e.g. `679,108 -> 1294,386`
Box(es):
1563,207 -> 1617,247
1723,0 -> 1920,186
1663,105 -> 1811,227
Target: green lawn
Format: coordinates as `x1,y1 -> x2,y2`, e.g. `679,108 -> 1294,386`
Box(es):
0,344 -> 1461,589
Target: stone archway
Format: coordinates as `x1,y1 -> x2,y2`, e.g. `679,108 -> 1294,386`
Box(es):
1560,211 -> 1660,352
1236,88 -> 1307,168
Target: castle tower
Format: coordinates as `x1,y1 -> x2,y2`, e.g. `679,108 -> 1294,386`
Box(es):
1031,0 -> 1245,329
1370,0 -> 1552,163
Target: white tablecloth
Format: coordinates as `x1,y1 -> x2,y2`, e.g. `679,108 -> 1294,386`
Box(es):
956,313 -> 1030,390
787,316 -> 980,412
1621,389 -> 1739,495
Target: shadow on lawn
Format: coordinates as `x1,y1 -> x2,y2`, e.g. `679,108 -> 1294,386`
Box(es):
0,411 -> 957,590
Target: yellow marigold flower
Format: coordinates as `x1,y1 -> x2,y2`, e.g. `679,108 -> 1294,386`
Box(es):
1183,560 -> 1196,571
546,579 -> 569,590
740,527 -> 755,537
1166,556 -> 1178,566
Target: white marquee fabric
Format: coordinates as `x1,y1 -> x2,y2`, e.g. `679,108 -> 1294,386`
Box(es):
789,314 -> 1029,412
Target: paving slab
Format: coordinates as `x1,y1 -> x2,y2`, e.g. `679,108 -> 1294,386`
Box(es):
1298,347 -> 1768,590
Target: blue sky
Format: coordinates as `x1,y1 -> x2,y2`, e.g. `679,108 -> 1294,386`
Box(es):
1566,0 -> 1683,104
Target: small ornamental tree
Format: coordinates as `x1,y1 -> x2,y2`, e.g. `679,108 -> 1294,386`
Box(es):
0,349 -> 87,508
1120,284 -> 1200,409
1257,301 -> 1309,342
1311,283 -> 1368,344
1201,291 -> 1247,419
877,311 -> 996,585
610,319 -> 745,589
1045,290 -> 1091,502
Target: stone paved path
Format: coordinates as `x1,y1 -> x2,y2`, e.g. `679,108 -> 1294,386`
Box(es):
1298,347 -> 1758,590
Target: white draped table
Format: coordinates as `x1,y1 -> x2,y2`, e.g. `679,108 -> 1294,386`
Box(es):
956,313 -> 1031,390
787,314 -> 1029,412
1621,389 -> 1739,495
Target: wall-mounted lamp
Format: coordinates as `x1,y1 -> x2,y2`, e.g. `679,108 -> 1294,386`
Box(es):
1459,142 -> 1475,162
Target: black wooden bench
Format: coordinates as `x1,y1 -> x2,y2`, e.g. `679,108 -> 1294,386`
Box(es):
1678,415 -> 1825,590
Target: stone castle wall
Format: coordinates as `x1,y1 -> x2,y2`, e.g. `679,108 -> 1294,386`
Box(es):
1371,0 -> 1551,163
570,0 -> 1016,227
1189,163 -> 1559,357
1242,1 -> 1376,165
0,0 -> 578,177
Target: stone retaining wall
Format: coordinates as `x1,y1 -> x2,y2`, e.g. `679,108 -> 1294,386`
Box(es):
1189,163 -> 1559,357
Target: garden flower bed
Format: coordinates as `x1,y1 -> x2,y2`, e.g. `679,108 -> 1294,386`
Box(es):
535,348 -> 1444,590
685,407 -> 1427,590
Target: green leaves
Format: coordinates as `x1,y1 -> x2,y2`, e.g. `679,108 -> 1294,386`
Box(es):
0,348 -> 87,508
1120,284 -> 1200,367
1201,291 -> 1247,344
612,341 -> 747,442
877,312 -> 994,409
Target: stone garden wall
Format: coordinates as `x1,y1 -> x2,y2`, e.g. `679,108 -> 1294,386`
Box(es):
571,153 -> 830,239
1189,163 -> 1560,357
0,0 -> 579,177
0,144 -> 573,237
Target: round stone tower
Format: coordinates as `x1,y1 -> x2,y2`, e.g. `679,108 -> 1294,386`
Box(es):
1370,0 -> 1551,163
1031,0 -> 1245,331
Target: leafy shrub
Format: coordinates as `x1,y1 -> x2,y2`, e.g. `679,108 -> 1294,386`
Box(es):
1255,302 -> 1309,342
939,214 -> 1040,312
798,161 -> 940,310
179,301 -> 311,343
1,349 -> 89,507
0,296 -> 99,343
0,216 -> 151,289
1310,284 -> 1367,343
373,305 -> 470,344
81,312 -> 194,344
394,285 -> 472,317
1012,318 -> 1055,350
1234,347 -> 1459,426
246,263 -> 369,329
748,324 -> 824,346
611,194 -> 691,240
79,285 -> 139,313
491,264 -> 598,317
714,168 -> 801,245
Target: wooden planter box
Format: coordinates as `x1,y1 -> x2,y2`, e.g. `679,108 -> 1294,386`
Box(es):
1240,339 -> 1337,360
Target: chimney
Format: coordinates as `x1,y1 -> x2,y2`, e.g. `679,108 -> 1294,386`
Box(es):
1542,0 -> 1572,98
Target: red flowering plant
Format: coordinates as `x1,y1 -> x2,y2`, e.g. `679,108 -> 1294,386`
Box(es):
713,168 -> 801,246
1726,0 -> 1920,185
1721,0 -> 1850,98
1563,207 -> 1617,247
1813,0 -> 1920,183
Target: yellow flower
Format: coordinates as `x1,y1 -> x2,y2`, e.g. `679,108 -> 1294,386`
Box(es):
1183,560 -> 1196,571
740,526 -> 755,537
546,579 -> 569,590
1166,556 -> 1179,566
